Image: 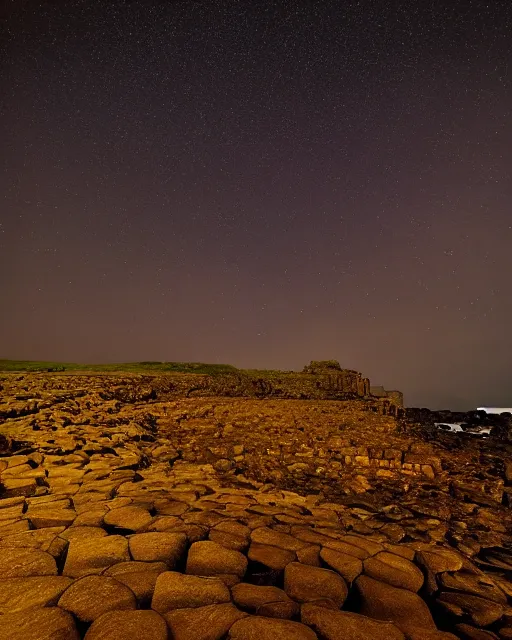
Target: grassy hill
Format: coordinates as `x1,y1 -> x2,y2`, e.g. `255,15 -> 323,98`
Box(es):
0,360 -> 239,375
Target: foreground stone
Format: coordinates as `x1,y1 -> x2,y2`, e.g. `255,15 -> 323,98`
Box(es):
128,531 -> 187,568
0,606 -> 79,640
165,603 -> 248,640
0,547 -> 57,578
284,562 -> 348,606
301,603 -> 406,640
356,575 -> 436,634
228,616 -> 318,639
151,571 -> 231,613
0,575 -> 72,614
186,540 -> 248,582
58,574 -> 137,622
84,610 -> 169,640
63,535 -> 130,577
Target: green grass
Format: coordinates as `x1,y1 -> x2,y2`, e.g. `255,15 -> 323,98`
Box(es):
0,360 -> 239,375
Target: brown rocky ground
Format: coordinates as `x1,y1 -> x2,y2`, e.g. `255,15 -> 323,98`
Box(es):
0,372 -> 511,639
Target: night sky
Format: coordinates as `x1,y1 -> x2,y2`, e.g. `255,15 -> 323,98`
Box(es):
1,1 -> 511,410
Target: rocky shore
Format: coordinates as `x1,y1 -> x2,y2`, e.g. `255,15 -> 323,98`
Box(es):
0,372 -> 511,639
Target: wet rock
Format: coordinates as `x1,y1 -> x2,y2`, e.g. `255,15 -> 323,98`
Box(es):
84,610 -> 169,640
284,562 -> 348,606
319,547 -> 363,582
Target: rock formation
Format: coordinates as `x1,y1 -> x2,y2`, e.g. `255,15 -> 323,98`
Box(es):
0,369 -> 511,639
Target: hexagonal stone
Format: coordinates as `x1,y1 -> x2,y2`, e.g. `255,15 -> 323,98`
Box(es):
439,571 -> 507,604
0,606 -> 79,640
228,616 -> 318,639
250,527 -> 309,552
415,548 -> 463,574
363,552 -> 424,592
60,526 -> 108,542
1,477 -> 37,498
436,592 -> 504,627
84,610 -> 168,640
103,506 -> 153,532
151,572 -> 231,614
320,548 -> 363,583
301,603 -> 405,639
0,576 -> 73,614
284,562 -> 348,607
104,561 -> 168,606
356,575 -> 436,634
186,541 -> 248,580
27,508 -> 77,529
233,582 -> 292,607
63,534 -> 130,577
0,547 -> 57,577
165,603 -> 248,640
128,531 -> 187,568
248,542 -> 296,570
58,574 -> 137,622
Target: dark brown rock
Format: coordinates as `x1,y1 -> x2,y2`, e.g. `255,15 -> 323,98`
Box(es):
165,603 -> 247,640
301,603 -> 405,639
284,562 -> 348,606
228,616 -> 318,639
84,610 -> 169,640
355,575 -> 436,634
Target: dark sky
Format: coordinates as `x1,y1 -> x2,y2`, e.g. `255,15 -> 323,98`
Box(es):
1,1 -> 511,410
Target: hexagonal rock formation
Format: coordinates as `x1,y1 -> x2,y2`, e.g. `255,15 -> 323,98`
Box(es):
0,371 -> 511,639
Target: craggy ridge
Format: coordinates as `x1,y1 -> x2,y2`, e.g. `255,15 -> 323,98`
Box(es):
0,363 -> 511,639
